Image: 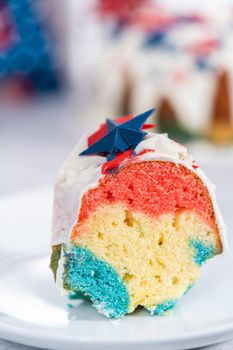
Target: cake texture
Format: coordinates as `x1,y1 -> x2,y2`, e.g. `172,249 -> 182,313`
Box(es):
51,109 -> 226,318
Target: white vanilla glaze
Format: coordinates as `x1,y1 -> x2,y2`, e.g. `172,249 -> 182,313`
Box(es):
52,134 -> 105,245
51,132 -> 227,251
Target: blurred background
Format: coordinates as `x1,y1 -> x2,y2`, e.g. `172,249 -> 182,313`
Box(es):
1,0 -> 233,197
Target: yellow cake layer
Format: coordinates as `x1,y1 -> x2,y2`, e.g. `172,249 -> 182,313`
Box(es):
71,204 -> 219,313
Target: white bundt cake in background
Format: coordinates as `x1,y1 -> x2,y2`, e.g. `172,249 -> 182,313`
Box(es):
66,0 -> 233,144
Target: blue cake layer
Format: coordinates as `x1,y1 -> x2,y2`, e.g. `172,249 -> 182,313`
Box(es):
153,300 -> 178,315
190,239 -> 215,266
64,246 -> 129,318
62,237 -> 214,318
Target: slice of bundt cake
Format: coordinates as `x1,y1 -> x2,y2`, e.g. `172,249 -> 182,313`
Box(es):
50,109 -> 226,318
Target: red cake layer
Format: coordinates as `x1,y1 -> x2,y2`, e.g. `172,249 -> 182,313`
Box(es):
72,161 -> 218,237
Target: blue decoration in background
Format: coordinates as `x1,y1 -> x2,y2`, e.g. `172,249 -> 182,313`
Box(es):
143,31 -> 167,47
111,19 -> 129,38
0,0 -> 60,93
80,108 -> 155,161
195,57 -> 213,72
143,31 -> 177,52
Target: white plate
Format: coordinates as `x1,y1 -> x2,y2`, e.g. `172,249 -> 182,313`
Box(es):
0,192 -> 233,350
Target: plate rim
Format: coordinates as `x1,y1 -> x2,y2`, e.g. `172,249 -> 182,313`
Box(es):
1,252 -> 233,350
1,316 -> 233,350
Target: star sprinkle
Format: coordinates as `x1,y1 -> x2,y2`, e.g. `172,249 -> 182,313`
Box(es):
80,109 -> 155,161
143,31 -> 168,48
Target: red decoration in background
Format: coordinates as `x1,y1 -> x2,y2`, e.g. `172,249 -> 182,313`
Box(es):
178,13 -> 206,24
102,149 -> 134,174
95,0 -> 208,37
88,114 -> 155,147
0,76 -> 34,104
186,38 -> 220,57
129,10 -> 176,32
0,0 -> 16,52
172,69 -> 189,83
95,0 -> 150,20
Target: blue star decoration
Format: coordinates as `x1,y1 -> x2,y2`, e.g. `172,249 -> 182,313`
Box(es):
143,31 -> 175,52
79,108 -> 155,161
195,57 -> 213,71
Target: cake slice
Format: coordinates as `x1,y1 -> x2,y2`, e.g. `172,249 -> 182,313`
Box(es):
50,109 -> 226,318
